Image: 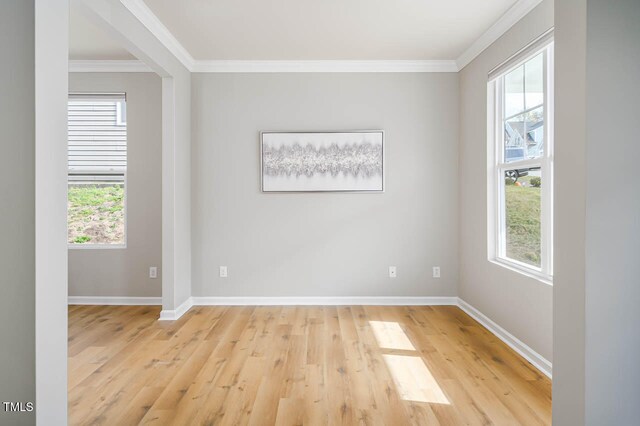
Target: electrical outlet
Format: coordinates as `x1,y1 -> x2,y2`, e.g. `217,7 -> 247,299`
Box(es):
389,266 -> 397,278
149,267 -> 157,279
219,266 -> 228,278
433,266 -> 441,278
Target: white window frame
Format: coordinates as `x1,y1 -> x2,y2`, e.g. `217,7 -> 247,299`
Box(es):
67,93 -> 128,250
488,42 -> 554,284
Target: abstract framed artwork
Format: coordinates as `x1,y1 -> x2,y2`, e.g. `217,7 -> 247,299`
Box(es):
260,131 -> 384,192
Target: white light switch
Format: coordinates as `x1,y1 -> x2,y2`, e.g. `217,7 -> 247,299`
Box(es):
219,266 -> 228,278
389,266 -> 397,278
149,267 -> 157,279
433,266 -> 441,278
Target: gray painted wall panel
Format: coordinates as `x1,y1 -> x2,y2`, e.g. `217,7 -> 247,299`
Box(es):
585,0 -> 640,423
76,0 -> 192,312
458,0 -> 554,362
553,0 -> 587,423
191,73 -> 459,298
68,73 -> 162,298
0,1 -> 36,424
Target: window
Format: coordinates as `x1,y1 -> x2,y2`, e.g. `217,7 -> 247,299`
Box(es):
488,40 -> 553,282
68,93 -> 127,247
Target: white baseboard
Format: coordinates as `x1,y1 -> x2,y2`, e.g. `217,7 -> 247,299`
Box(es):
159,297 -> 194,321
457,298 -> 552,378
190,296 -> 458,306
68,296 -> 161,305
158,296 -> 455,321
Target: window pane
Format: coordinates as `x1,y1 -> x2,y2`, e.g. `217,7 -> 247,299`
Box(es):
504,64 -> 524,117
524,106 -> 544,160
504,106 -> 544,162
525,53 -> 544,109
68,95 -> 126,246
68,183 -> 125,245
504,168 -> 541,267
504,114 -> 527,163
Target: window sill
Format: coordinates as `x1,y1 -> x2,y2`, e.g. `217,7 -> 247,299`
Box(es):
489,257 -> 553,286
68,244 -> 127,250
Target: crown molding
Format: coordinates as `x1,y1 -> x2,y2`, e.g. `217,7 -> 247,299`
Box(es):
119,0 -> 195,71
455,0 -> 543,71
192,60 -> 458,73
68,59 -> 458,73
69,59 -> 153,73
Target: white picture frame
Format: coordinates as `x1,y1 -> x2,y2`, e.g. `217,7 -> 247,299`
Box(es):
260,130 -> 385,192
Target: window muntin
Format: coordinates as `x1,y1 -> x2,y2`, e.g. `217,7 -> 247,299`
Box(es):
490,45 -> 553,281
67,93 -> 127,247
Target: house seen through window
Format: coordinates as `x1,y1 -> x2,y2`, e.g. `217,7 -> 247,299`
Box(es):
68,93 -> 127,247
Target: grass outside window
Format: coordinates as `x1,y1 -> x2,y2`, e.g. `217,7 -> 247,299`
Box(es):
68,184 -> 125,245
504,174 -> 541,267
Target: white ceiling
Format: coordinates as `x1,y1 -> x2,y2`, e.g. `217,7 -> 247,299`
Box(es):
70,0 -> 520,62
142,0 -> 517,60
69,8 -> 135,60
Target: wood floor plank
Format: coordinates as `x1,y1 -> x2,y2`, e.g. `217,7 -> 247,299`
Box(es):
69,305 -> 551,425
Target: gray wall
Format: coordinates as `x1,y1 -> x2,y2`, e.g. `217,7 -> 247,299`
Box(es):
34,0 -> 69,419
191,73 -> 459,298
584,0 -> 640,423
458,0 -> 554,362
553,0 -> 586,422
77,0 -> 193,312
554,1 -> 640,423
0,1 -> 35,424
68,73 -> 162,298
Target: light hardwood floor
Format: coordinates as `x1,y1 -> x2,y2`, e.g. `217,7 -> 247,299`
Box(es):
68,305 -> 551,425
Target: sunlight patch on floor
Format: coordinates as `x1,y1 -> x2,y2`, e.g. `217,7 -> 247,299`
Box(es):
369,321 -> 416,351
382,354 -> 450,404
